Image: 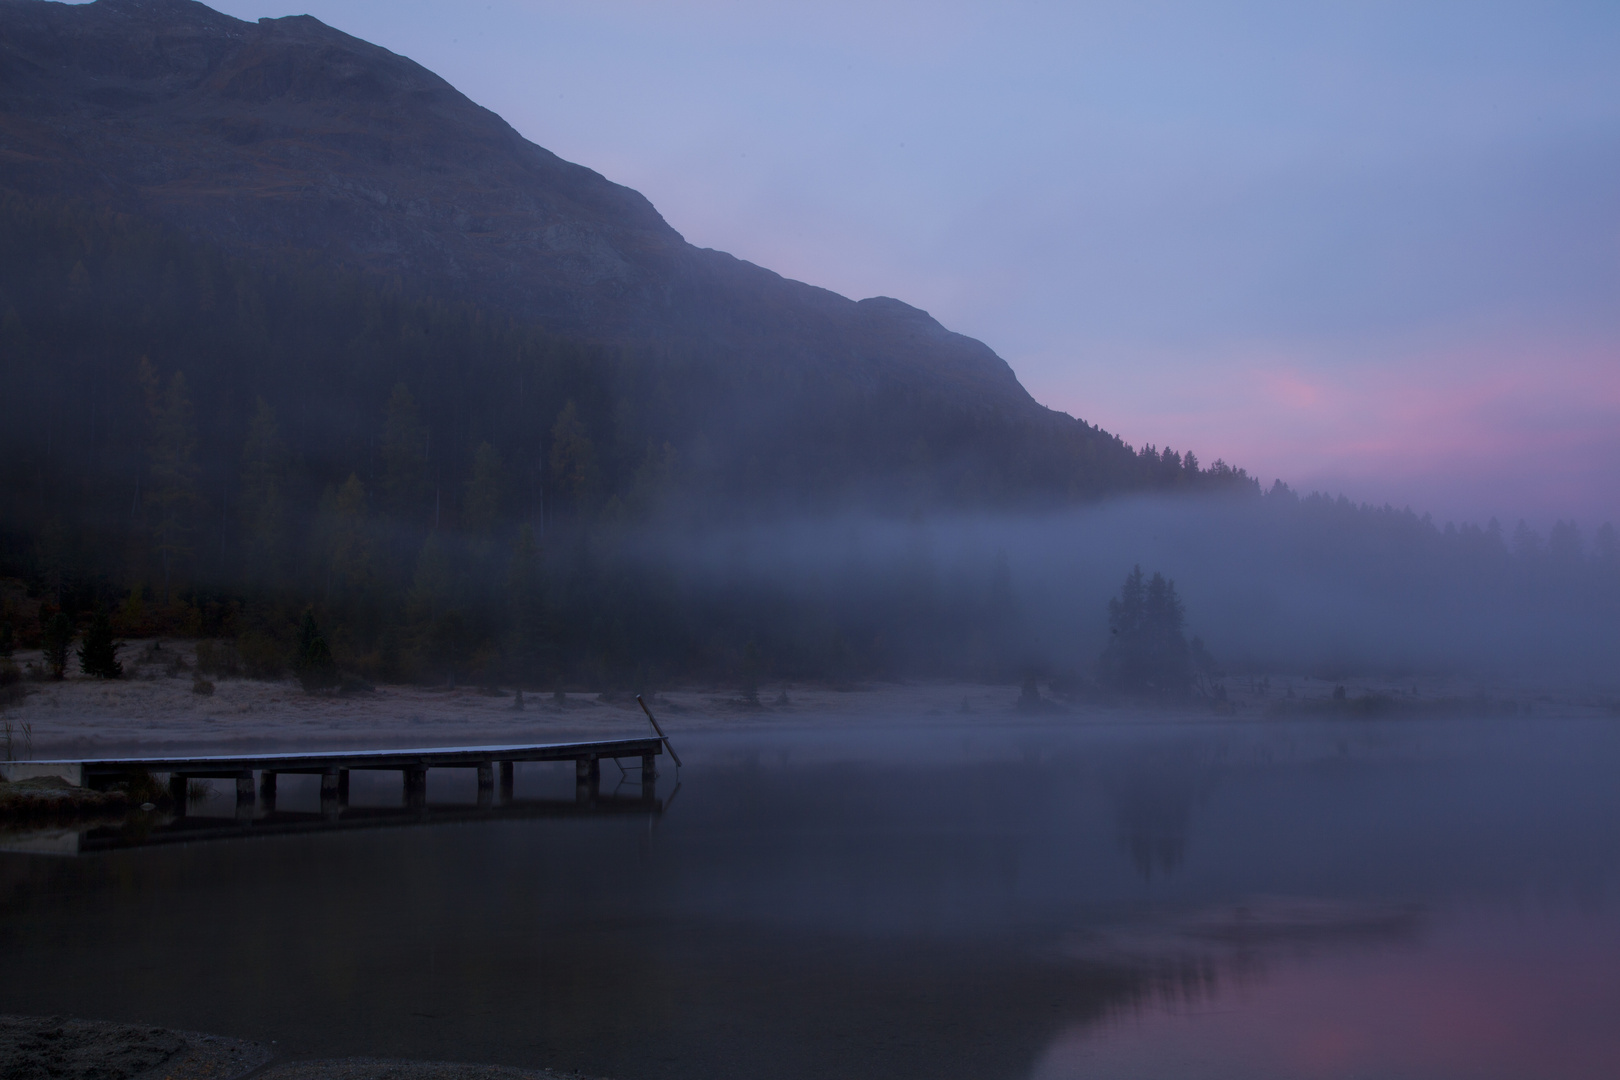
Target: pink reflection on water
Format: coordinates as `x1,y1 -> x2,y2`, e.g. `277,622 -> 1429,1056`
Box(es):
1034,907 -> 1620,1080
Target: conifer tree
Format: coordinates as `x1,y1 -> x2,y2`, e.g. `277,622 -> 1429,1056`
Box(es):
549,401 -> 598,520
239,397 -> 288,583
293,608 -> 338,691
381,383 -> 429,521
41,611 -> 73,680
506,524 -> 547,682
1099,565 -> 1192,694
409,533 -> 454,622
139,360 -> 202,604
463,441 -> 505,538
77,608 -> 123,678
326,474 -> 373,596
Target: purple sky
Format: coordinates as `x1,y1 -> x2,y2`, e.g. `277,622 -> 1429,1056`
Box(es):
173,1 -> 1620,526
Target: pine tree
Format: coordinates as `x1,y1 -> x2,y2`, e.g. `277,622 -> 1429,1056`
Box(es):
239,397 -> 288,583
463,441 -> 505,538
506,524 -> 548,683
1099,566 -> 1193,695
139,360 -> 203,604
293,609 -> 338,691
326,474 -> 373,597
42,611 -> 73,680
549,401 -> 598,520
77,608 -> 123,678
381,383 -> 429,522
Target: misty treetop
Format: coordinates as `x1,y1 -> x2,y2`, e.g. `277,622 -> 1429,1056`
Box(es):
1098,566 -> 1210,696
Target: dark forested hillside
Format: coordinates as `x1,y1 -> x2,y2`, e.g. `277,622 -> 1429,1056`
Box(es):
0,192 -> 1252,687
0,0 -> 1190,487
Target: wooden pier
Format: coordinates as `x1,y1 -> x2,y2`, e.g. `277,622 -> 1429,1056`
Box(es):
9,736 -> 668,812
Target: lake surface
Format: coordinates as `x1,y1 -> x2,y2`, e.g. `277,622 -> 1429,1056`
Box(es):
3,715 -> 1619,1079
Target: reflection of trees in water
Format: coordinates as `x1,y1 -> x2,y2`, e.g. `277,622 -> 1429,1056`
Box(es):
1109,756 -> 1217,881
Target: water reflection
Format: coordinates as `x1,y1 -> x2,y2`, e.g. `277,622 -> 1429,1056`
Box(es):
0,718 -> 1616,1080
1108,750 -> 1214,880
0,791 -> 666,856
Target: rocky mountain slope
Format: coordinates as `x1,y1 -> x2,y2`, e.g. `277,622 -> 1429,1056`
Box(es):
0,0 -> 1045,409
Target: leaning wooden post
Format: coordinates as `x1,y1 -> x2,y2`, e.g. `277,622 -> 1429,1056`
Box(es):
636,695 -> 682,768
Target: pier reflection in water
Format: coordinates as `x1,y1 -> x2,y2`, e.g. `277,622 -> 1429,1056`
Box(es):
2,771 -> 667,857
1,718 -> 1619,1080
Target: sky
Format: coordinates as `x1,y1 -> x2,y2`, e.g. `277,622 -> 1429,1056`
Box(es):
181,0 -> 1620,526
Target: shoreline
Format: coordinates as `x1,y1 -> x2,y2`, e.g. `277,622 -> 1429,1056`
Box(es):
1,638 -> 1614,763
0,1016 -> 607,1080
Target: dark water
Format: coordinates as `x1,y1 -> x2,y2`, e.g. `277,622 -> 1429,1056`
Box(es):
4,716 -> 1620,1080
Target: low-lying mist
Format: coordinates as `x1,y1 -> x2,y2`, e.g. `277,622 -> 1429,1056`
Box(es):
629,489 -> 1619,688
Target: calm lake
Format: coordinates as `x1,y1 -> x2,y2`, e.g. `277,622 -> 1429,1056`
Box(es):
3,715 -> 1619,1080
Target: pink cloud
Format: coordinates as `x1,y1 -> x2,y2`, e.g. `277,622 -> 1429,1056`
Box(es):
1031,331 -> 1620,525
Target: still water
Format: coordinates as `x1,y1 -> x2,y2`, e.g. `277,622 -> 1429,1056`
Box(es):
3,716 -> 1619,1079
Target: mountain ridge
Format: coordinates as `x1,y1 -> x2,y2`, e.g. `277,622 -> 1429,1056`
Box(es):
0,0 -> 1051,414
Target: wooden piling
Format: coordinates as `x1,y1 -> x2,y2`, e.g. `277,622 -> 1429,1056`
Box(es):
404,766 -> 428,808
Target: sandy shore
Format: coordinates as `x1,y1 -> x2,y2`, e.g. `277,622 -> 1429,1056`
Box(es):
1,638 -> 1611,761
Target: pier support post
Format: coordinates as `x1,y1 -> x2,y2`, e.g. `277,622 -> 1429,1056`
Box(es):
404,766 -> 428,808
235,772 -> 255,821
641,753 -> 657,779
259,771 -> 278,810
575,756 -> 599,802
337,769 -> 350,805
320,768 -> 342,817
477,762 -> 495,808
169,773 -> 188,814
498,761 -> 514,803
